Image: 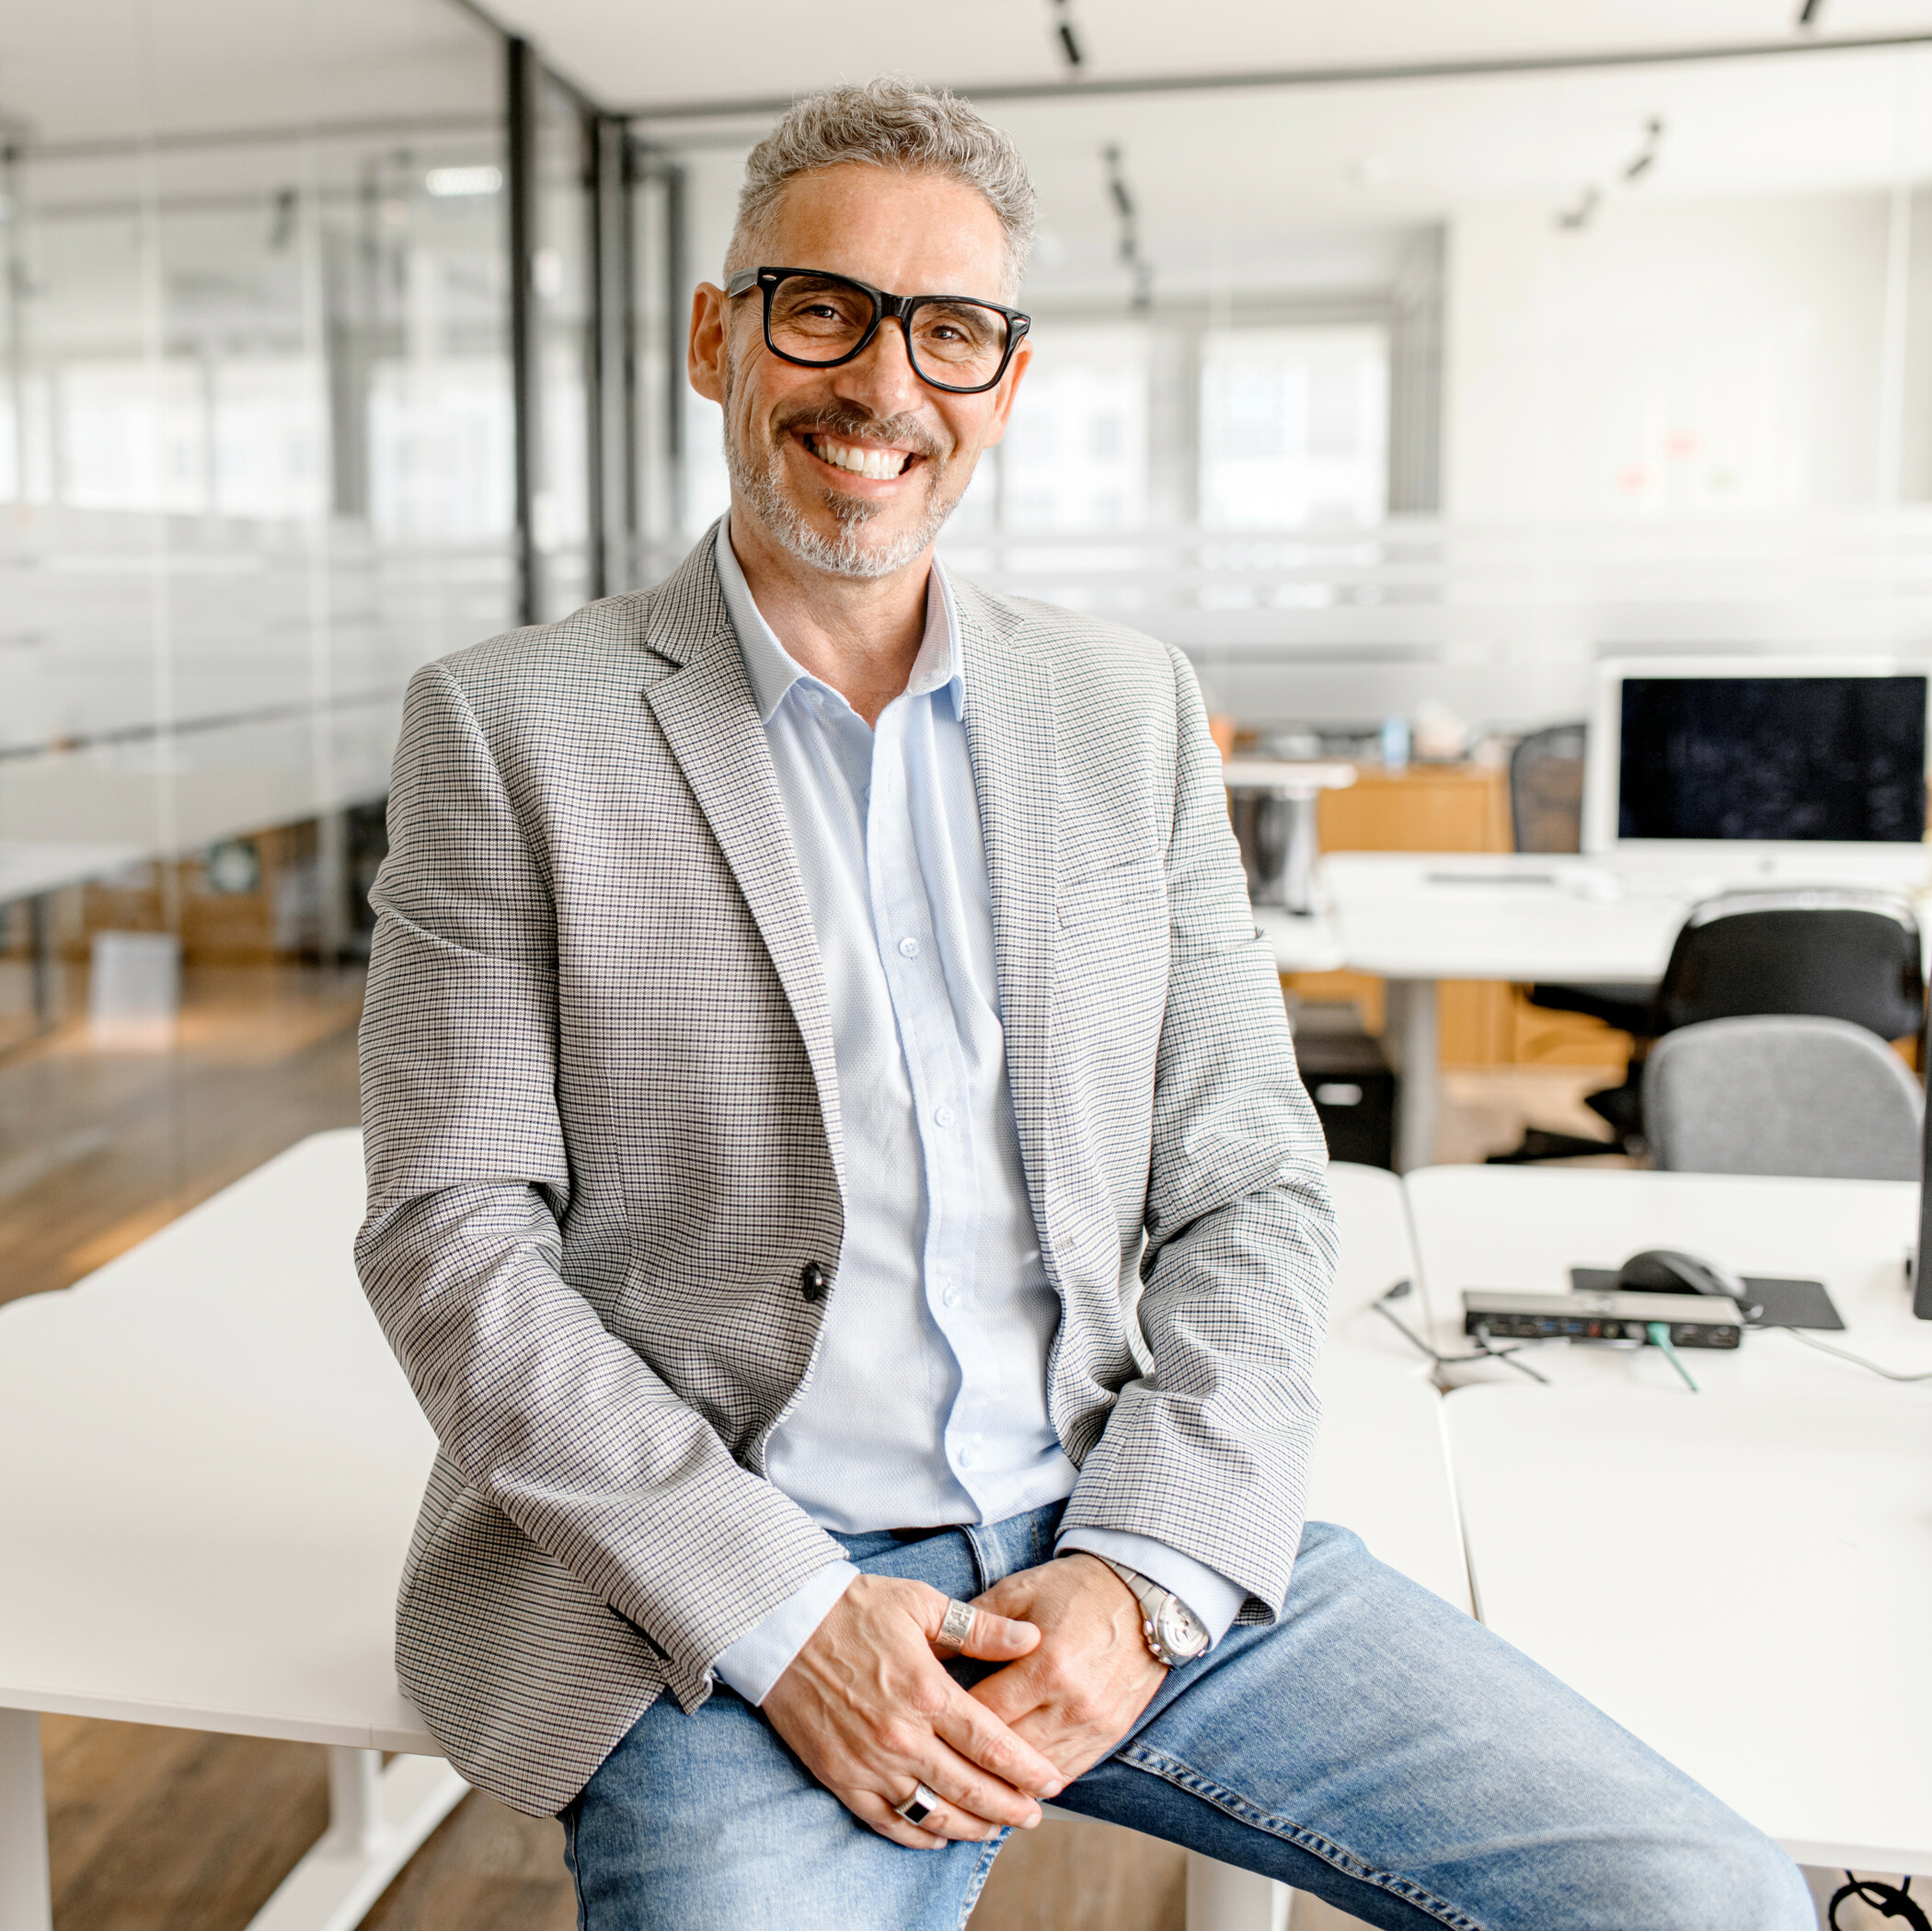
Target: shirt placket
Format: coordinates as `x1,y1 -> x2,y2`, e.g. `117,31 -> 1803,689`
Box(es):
865,691 -> 996,1515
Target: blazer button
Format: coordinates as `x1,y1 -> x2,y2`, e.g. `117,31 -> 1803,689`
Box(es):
799,1260 -> 827,1304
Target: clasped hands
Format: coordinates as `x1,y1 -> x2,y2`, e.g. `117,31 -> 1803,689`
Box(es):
760,1553 -> 1167,1848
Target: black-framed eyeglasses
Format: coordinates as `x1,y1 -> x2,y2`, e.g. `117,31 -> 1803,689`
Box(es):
725,266 -> 1030,396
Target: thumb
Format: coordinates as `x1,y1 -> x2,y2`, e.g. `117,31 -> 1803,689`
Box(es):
923,1592 -> 1041,1661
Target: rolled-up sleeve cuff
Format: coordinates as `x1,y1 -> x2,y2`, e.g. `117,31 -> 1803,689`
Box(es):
711,1560 -> 859,1706
1055,1528 -> 1246,1648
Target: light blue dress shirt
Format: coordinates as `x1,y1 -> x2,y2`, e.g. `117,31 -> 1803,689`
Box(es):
709,528 -> 1244,1703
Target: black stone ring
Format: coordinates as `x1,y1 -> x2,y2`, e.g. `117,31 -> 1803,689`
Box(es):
894,1780 -> 941,1827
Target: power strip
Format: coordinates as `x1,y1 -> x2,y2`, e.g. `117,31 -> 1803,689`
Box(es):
1461,1289 -> 1745,1350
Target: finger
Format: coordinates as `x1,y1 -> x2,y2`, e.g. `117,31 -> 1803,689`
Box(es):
912,1732 -> 1050,1831
931,1682 -> 1065,1799
967,1650 -> 1052,1726
923,1593 -> 1040,1663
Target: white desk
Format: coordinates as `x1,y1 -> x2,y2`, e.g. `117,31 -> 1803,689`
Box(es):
1288,854 -> 1686,1170
0,1131 -> 464,1931
1407,1165 -> 1932,1873
0,1139 -> 1466,1931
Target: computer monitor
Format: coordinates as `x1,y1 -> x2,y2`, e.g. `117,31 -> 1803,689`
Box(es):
1582,657 -> 1931,881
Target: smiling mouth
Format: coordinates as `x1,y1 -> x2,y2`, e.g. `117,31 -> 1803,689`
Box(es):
801,431 -> 915,480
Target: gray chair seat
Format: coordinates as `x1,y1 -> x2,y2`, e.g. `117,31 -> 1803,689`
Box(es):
1642,1015 -> 1924,1181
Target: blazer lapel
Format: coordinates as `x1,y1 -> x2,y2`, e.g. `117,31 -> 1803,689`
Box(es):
638,533 -> 846,1187
955,580 -> 1061,1241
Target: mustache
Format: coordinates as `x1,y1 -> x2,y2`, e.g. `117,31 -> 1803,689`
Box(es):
773,401 -> 946,462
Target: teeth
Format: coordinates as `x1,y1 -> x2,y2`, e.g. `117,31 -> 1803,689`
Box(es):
811,436 -> 907,480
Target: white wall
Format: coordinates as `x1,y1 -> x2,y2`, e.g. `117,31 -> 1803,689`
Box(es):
1443,190 -> 1924,519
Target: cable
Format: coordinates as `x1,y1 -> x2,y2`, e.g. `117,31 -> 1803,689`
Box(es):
1830,1873 -> 1930,1931
1371,1283 -> 1551,1385
1761,1324 -> 1932,1384
1645,1321 -> 1699,1394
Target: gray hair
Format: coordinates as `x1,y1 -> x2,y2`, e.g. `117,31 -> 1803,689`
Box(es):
726,78 -> 1036,297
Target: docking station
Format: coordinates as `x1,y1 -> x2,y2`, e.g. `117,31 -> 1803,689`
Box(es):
1462,1289 -> 1745,1350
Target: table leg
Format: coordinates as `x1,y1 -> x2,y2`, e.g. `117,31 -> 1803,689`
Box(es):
1185,1851 -> 1288,1930
0,1708 -> 52,1931
247,1749 -> 467,1931
1385,978 -> 1440,1173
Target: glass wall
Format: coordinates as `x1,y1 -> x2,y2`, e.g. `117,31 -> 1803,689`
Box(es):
0,0 -> 513,1296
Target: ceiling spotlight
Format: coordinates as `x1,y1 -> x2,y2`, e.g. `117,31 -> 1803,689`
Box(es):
1051,0 -> 1085,70
1798,0 -> 1823,26
1556,187 -> 1600,233
1622,117 -> 1664,184
1102,144 -> 1154,311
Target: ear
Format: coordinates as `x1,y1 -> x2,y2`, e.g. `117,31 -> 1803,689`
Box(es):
978,337 -> 1033,450
688,282 -> 728,404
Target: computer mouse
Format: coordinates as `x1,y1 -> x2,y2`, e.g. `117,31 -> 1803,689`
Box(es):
1616,1247 -> 1754,1310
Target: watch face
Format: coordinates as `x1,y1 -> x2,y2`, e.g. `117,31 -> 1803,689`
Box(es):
1157,1597 -> 1210,1660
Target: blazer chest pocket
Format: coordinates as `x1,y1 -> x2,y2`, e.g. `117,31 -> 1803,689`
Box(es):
1057,853 -> 1166,936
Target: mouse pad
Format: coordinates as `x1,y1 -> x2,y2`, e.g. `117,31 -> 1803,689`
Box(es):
1569,1269 -> 1845,1331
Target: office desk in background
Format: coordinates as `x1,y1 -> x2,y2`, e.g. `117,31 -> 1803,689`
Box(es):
1264,854 -> 1797,1168
1408,1164 -> 1932,1875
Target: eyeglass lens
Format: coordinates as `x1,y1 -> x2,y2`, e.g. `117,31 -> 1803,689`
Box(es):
767,273 -> 1013,387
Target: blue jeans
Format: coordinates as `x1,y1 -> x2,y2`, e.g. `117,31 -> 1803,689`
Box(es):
562,1508 -> 1810,1930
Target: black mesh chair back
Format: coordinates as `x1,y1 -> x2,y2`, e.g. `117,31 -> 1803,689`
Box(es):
1509,724 -> 1587,855
1654,890 -> 1926,1042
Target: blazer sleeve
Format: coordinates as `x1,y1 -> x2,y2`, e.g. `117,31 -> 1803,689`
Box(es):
355,660 -> 845,1705
1057,647 -> 1337,1622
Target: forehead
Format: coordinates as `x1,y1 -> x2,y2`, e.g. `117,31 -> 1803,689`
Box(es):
762,164 -> 1012,297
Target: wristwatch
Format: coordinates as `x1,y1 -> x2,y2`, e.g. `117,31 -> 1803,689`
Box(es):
1094,1557 -> 1212,1668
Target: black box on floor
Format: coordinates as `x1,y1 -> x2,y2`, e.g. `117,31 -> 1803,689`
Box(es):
1288,1002 -> 1396,1170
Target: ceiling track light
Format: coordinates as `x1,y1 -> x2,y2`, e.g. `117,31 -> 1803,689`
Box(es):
1798,0 -> 1823,27
1102,144 -> 1154,312
1622,116 -> 1665,183
1050,0 -> 1085,71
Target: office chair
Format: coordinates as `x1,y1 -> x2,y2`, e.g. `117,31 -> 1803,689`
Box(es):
1644,1014 -> 1923,1180
1581,888 -> 1926,1148
1493,724 -> 1654,1160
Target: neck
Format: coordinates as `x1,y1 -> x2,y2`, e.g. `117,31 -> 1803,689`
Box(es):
726,502 -> 931,727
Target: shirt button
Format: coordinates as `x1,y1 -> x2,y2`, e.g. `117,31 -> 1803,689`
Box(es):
933,1104 -> 954,1128
897,937 -> 920,959
941,1286 -> 960,1307
956,1443 -> 977,1469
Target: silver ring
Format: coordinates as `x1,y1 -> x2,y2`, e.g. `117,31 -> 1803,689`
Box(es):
933,1599 -> 974,1658
894,1779 -> 941,1826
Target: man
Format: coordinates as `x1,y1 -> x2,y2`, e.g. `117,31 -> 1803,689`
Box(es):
357,78 -> 1810,1930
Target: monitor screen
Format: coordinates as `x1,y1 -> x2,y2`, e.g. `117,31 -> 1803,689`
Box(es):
1617,674 -> 1928,843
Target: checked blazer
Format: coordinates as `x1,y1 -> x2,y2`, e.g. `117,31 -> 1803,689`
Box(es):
355,524 -> 1337,1817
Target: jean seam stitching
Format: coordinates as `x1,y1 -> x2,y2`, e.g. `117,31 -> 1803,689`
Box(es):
562,1806 -> 590,1931
953,1830 -> 1007,1929
1117,1741 -> 1489,1931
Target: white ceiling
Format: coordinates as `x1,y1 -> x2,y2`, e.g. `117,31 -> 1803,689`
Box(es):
504,0 -> 1932,114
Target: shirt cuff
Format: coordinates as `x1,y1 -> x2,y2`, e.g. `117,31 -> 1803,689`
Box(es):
1055,1528 -> 1247,1648
711,1561 -> 859,1705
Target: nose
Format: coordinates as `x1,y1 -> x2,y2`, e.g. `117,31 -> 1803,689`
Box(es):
831,313 -> 928,418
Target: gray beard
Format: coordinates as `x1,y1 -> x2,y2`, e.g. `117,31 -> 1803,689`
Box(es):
723,400 -> 958,580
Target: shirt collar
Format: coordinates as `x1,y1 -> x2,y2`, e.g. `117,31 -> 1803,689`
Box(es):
714,518 -> 964,725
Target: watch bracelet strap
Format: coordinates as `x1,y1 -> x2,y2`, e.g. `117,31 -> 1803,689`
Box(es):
1095,1556 -> 1194,1665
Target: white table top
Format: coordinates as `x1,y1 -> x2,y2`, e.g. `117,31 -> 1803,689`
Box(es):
1408,1165 -> 1932,1870
1319,853 -> 1686,984
0,1135 -> 1469,1755
0,1130 -> 439,1751
1307,1164 -> 1469,1614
